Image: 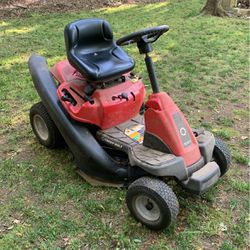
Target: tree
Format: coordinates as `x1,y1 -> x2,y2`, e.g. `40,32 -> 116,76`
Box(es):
201,0 -> 237,16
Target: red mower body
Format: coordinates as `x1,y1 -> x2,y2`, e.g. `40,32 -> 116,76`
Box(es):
52,60 -> 201,167
145,92 -> 201,166
51,60 -> 146,129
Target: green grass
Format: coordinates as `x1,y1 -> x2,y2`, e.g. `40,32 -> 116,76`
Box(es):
0,0 -> 249,249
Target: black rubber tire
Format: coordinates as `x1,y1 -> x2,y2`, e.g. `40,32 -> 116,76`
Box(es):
213,137 -> 231,177
30,102 -> 64,148
126,177 -> 179,230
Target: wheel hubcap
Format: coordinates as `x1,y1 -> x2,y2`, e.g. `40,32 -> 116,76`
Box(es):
135,195 -> 160,221
33,114 -> 49,141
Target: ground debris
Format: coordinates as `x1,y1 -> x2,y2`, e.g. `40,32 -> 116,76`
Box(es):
0,0 -> 164,19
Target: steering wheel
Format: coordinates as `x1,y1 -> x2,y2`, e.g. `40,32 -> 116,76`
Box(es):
116,25 -> 169,46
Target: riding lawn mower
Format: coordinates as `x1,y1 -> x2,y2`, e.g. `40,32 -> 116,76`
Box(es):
28,18 -> 231,230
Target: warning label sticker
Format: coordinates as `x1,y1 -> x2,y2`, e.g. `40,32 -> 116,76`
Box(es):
125,124 -> 144,144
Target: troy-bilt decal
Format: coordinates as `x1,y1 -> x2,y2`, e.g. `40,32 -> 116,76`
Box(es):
100,136 -> 124,149
125,124 -> 144,144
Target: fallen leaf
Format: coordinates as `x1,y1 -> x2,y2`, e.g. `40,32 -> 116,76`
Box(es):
78,233 -> 85,238
219,222 -> 227,232
63,237 -> 69,242
134,239 -> 142,243
13,219 -> 21,224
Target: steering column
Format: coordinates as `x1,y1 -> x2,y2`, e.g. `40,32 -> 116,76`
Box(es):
117,25 -> 169,94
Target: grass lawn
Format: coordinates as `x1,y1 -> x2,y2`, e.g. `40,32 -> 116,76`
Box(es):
0,0 -> 249,249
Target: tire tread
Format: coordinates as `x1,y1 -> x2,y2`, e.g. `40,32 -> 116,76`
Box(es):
126,177 -> 179,230
30,102 -> 64,148
214,137 -> 231,176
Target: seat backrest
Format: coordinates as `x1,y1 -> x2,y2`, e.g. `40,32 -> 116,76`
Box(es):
64,18 -> 114,54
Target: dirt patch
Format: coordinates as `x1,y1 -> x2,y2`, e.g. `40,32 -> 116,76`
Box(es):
0,135 -> 9,162
0,0 -> 164,19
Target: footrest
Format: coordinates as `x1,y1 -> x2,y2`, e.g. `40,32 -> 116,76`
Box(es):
129,145 -> 187,180
181,161 -> 220,194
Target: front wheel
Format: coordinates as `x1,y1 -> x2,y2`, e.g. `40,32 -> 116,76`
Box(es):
213,137 -> 231,177
126,177 -> 179,230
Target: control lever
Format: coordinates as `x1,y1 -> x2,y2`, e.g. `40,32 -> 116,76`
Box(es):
61,89 -> 77,105
112,92 -> 129,101
70,87 -> 94,105
61,95 -> 73,103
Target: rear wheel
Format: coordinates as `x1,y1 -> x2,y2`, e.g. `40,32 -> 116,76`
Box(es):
30,102 -> 64,148
126,177 -> 179,230
213,137 -> 231,177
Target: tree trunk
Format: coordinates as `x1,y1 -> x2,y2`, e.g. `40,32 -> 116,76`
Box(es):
221,0 -> 237,9
201,0 -> 233,16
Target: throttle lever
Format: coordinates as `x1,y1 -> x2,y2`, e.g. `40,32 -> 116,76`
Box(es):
112,92 -> 129,101
61,95 -> 72,103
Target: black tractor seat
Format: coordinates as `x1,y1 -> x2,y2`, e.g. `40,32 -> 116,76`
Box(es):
64,19 -> 135,83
